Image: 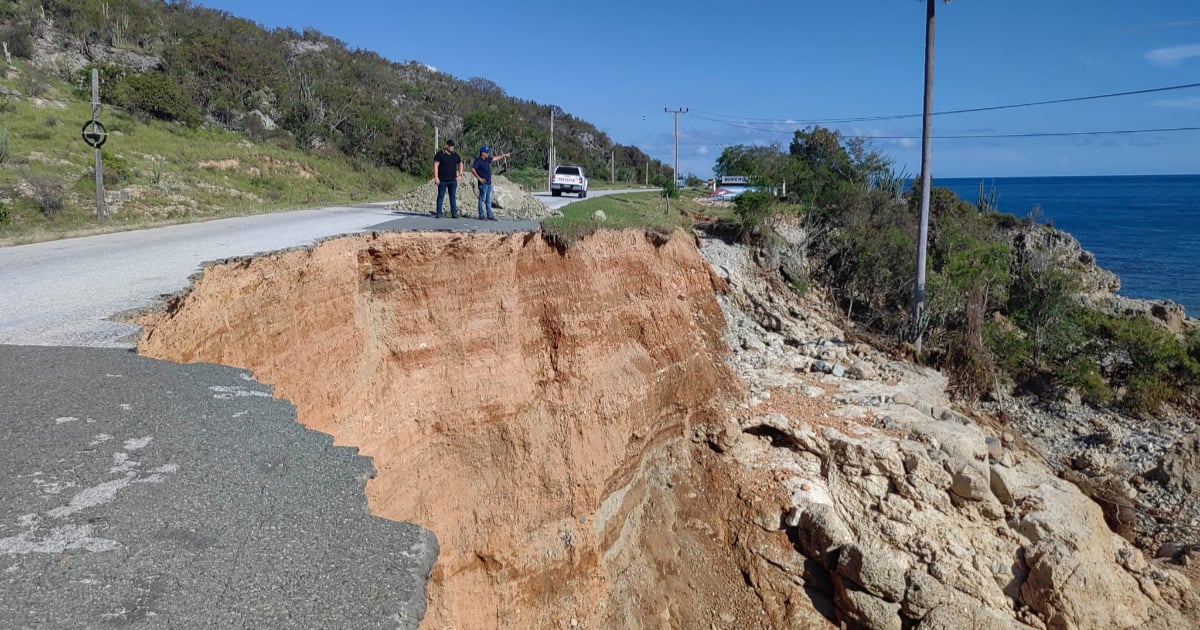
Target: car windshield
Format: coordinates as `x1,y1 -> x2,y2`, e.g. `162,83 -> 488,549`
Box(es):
555,167 -> 581,176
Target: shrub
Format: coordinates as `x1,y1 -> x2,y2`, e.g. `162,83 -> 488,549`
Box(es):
734,189 -> 774,233
1064,358 -> 1113,406
1125,373 -> 1174,413
984,317 -> 1033,379
111,71 -> 201,125
0,200 -> 11,225
26,173 -> 66,218
0,20 -> 34,60
102,150 -> 132,185
0,125 -> 8,165
19,63 -> 52,97
662,180 -> 680,199
1083,315 -> 1200,412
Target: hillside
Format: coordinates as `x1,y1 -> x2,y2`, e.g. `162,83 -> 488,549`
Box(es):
0,0 -> 669,241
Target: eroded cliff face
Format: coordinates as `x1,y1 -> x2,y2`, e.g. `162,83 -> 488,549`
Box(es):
138,230 -> 788,629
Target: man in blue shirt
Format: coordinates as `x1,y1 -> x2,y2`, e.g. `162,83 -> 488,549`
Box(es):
470,146 -> 511,221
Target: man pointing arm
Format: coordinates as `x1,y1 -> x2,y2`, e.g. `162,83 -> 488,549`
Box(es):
471,146 -> 510,221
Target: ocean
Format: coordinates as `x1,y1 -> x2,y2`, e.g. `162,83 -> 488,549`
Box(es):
935,175 -> 1200,318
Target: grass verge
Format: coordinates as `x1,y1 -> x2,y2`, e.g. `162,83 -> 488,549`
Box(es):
541,191 -> 703,246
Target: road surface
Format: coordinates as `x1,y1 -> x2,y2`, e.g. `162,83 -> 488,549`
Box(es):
0,345 -> 438,629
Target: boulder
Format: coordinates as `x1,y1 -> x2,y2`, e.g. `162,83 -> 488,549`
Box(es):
1149,436 -> 1200,495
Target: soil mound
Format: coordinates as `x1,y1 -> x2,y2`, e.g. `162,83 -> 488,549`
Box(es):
389,174 -> 550,219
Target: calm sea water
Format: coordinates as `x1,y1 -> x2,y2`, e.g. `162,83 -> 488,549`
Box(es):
935,175 -> 1200,317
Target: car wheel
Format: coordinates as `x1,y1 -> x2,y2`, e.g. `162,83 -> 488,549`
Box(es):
552,190 -> 561,197
579,190 -> 587,198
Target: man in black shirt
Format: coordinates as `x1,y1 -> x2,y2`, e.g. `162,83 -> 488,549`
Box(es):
432,140 -> 463,218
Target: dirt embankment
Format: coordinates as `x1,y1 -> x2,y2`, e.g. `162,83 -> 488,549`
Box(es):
138,230 -> 789,629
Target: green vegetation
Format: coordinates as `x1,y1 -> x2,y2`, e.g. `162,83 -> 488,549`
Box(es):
0,60 -> 419,243
541,191 -> 698,247
714,126 -> 1199,413
0,0 -> 669,241
733,189 -> 773,234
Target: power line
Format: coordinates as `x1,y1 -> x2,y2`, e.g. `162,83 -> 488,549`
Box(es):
847,126 -> 1200,140
692,81 -> 1200,126
689,114 -> 1200,141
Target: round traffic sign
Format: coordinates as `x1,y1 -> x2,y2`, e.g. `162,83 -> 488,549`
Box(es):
81,120 -> 108,148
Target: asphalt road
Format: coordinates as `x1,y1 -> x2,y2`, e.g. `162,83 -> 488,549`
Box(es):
0,189 -> 648,348
0,345 -> 439,629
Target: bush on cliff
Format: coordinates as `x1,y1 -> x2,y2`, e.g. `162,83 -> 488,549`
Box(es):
718,128 -> 1198,413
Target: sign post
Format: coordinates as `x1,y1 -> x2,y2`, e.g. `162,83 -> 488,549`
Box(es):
89,69 -> 107,220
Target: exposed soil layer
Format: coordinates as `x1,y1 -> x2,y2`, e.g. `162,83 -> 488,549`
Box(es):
139,230 -> 795,628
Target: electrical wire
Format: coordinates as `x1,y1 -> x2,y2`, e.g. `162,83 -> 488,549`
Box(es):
692,81 -> 1200,126
846,126 -> 1200,140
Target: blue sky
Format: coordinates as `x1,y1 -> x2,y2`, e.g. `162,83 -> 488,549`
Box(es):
195,1 -> 1200,179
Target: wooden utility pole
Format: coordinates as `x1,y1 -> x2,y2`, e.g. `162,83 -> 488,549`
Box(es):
610,149 -> 615,182
434,126 -> 439,152
548,110 -> 555,191
92,69 -> 107,221
664,107 -> 687,186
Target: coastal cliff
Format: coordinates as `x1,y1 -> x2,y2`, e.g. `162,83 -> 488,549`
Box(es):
139,228 -> 1200,628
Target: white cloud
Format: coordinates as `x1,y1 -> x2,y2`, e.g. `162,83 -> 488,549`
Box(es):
1144,43 -> 1200,66
696,145 -> 709,156
1152,96 -> 1200,109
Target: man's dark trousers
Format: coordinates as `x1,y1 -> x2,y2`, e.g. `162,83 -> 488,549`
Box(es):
436,181 -> 458,218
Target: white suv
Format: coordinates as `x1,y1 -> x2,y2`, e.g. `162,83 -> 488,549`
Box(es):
551,165 -> 588,198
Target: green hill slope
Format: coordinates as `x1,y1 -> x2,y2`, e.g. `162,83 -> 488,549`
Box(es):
0,0 -> 668,242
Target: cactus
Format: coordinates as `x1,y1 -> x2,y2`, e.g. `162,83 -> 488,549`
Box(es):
0,126 -> 9,166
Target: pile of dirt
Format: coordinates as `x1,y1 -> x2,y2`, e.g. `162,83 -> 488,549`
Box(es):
388,174 -> 551,220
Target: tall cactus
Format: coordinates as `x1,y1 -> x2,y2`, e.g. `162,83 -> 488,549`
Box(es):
0,126 -> 9,166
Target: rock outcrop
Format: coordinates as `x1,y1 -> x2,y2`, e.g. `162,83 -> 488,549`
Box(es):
700,234 -> 1200,629
1004,222 -> 1197,333
32,27 -> 163,75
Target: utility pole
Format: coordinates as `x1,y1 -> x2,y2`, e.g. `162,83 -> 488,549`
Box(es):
610,149 -> 615,183
548,109 -> 555,191
645,161 -> 649,187
91,69 -> 106,221
434,125 -> 439,152
913,0 -> 939,353
664,107 -> 687,186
